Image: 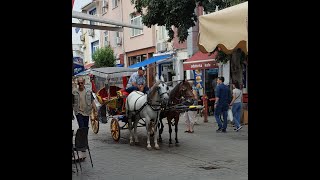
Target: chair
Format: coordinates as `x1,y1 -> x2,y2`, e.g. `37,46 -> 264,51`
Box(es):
73,127 -> 93,171
72,130 -> 78,173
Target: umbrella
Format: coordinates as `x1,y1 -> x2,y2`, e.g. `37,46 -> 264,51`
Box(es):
198,1 -> 248,54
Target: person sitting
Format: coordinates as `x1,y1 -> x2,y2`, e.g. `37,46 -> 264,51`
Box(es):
125,67 -> 149,94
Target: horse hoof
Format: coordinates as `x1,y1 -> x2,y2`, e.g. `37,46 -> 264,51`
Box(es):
154,146 -> 160,150
168,143 -> 173,147
158,138 -> 162,143
147,146 -> 152,150
175,143 -> 180,147
130,141 -> 134,146
135,142 -> 140,145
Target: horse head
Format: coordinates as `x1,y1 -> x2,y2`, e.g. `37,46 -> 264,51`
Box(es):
151,75 -> 170,105
170,80 -> 195,105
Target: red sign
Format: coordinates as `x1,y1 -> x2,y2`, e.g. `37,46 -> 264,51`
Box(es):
72,0 -> 75,9
183,61 -> 218,70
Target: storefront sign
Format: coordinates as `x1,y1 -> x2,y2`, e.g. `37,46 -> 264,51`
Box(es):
73,57 -> 84,76
183,61 -> 218,70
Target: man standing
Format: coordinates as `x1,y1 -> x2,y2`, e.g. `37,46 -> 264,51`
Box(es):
126,67 -> 149,94
214,77 -> 231,133
72,77 -> 95,128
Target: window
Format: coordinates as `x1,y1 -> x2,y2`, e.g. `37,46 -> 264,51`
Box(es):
128,56 -> 142,66
130,14 -> 143,37
112,0 -> 118,9
91,41 -> 99,56
102,0 -> 108,14
114,31 -> 121,47
89,8 -> 97,25
104,31 -> 109,46
158,26 -> 168,40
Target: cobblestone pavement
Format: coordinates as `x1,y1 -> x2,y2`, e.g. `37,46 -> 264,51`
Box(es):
72,114 -> 248,180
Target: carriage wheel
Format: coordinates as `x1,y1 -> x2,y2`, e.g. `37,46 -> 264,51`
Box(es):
90,109 -> 99,134
110,118 -> 120,142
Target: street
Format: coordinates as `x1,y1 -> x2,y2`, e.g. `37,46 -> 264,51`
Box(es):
72,115 -> 248,180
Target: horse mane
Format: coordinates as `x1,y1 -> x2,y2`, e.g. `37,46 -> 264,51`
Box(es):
169,81 -> 193,104
147,81 -> 160,102
169,82 -> 181,101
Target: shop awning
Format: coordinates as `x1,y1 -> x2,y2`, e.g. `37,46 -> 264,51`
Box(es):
84,62 -> 94,69
183,51 -> 218,70
128,54 -> 171,68
198,1 -> 248,55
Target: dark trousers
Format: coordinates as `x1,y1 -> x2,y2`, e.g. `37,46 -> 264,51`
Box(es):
214,106 -> 228,130
76,114 -> 89,128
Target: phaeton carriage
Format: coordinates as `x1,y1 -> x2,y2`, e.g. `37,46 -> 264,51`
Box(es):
88,67 -> 204,145
89,67 -> 152,141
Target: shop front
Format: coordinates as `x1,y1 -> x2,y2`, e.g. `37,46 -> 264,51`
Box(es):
183,51 -> 218,97
183,51 -> 219,120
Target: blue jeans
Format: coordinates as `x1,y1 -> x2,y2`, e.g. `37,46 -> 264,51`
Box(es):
214,106 -> 228,130
126,86 -> 149,94
76,114 -> 89,128
232,102 -> 242,128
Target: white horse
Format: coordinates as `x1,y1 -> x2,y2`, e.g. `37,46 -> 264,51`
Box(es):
125,76 -> 169,150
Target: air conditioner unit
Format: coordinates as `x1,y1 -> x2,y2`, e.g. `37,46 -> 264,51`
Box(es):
88,29 -> 94,36
136,56 -> 141,62
157,42 -> 167,52
80,35 -> 85,41
116,37 -> 122,45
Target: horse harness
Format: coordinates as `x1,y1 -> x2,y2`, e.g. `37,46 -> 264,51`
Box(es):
128,91 -> 163,123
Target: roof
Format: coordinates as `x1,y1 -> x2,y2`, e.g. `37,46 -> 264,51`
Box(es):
84,62 -> 95,69
90,67 -> 137,79
81,1 -> 96,11
128,55 -> 172,68
185,51 -> 217,63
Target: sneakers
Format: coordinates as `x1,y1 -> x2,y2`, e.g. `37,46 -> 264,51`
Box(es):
221,129 -> 227,133
216,128 -> 222,132
235,126 -> 243,132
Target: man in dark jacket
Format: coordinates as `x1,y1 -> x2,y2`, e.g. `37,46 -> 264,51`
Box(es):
214,77 -> 231,133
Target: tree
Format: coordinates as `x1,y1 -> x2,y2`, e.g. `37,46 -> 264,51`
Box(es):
92,46 -> 116,68
131,0 -> 246,43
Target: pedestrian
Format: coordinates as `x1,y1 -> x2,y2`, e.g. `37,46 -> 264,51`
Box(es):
126,66 -> 149,94
184,80 -> 198,133
214,76 -> 231,133
72,77 -> 96,128
229,80 -> 243,131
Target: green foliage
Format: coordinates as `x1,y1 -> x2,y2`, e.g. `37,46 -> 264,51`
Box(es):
92,46 -> 116,68
131,0 -> 247,43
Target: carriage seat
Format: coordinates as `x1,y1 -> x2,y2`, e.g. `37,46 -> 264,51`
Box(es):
117,88 -> 129,98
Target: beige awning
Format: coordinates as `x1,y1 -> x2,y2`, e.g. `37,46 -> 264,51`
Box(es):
198,1 -> 248,55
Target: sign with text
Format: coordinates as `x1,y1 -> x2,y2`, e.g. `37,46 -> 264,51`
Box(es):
73,57 -> 84,76
183,61 -> 218,70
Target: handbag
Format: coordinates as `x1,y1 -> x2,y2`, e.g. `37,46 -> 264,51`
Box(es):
227,108 -> 233,122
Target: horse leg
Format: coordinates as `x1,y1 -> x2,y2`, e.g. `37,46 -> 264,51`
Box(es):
128,114 -> 134,146
158,117 -> 164,143
146,119 -> 152,150
154,117 -> 160,150
175,117 -> 179,146
134,116 -> 139,145
168,118 -> 173,146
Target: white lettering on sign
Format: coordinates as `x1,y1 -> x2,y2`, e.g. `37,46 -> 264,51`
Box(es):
191,64 -> 203,68
204,63 -> 211,67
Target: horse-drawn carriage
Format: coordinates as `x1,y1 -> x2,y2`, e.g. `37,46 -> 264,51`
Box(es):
89,67 -> 138,141
88,67 -> 204,149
